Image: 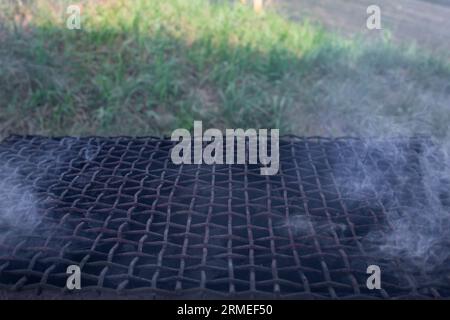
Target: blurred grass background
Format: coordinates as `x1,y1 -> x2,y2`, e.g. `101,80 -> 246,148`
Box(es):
0,0 -> 449,139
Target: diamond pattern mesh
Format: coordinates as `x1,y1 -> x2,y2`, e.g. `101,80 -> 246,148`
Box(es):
0,135 -> 449,299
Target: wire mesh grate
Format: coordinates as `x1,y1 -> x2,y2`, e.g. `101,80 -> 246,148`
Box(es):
0,135 -> 449,299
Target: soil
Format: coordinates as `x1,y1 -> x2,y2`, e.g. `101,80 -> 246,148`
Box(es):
276,0 -> 450,57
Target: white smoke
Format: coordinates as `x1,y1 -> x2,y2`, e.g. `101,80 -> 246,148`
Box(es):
0,164 -> 41,244
364,139 -> 450,271
0,137 -> 82,246
289,42 -> 450,277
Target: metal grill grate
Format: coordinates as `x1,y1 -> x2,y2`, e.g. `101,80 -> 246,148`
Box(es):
0,135 -> 449,299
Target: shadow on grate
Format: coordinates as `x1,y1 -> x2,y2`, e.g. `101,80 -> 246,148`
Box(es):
0,135 -> 449,299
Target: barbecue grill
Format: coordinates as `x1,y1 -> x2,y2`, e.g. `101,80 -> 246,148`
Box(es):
0,135 -> 449,299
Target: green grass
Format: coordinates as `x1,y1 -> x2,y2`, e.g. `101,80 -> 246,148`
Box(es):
1,0 -> 450,139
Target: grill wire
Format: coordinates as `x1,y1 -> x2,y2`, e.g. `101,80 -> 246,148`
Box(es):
0,135 -> 449,299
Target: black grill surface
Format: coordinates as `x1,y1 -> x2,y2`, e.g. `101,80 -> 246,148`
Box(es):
0,135 -> 449,299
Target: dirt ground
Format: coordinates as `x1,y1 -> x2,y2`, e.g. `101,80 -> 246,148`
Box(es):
275,0 -> 450,57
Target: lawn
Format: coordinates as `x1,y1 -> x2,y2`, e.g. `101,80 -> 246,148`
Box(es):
1,0 -> 449,139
